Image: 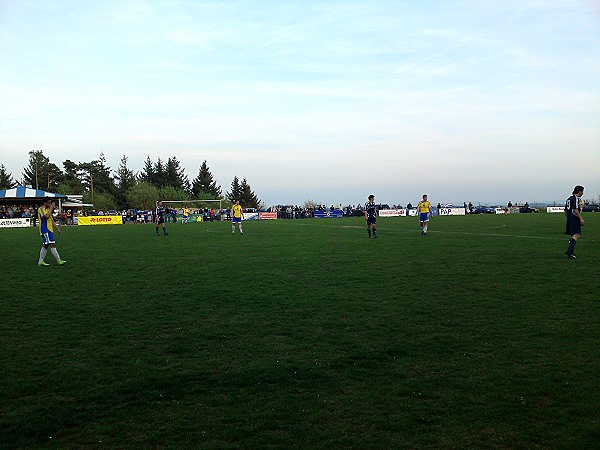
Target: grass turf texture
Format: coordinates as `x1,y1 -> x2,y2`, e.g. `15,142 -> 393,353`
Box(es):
1,213 -> 598,449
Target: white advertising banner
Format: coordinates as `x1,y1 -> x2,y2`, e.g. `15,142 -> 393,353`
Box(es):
438,208 -> 465,216
379,209 -> 406,217
0,218 -> 31,228
547,206 -> 564,213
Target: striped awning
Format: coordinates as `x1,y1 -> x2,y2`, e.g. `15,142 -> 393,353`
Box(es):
0,186 -> 66,199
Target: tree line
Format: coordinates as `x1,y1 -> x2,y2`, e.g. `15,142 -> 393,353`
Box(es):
0,150 -> 261,211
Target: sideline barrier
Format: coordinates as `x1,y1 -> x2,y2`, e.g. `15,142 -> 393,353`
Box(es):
77,215 -> 123,226
438,208 -> 465,216
259,212 -> 277,220
242,212 -> 259,220
379,209 -> 406,217
547,207 -> 564,213
0,218 -> 31,228
314,209 -> 344,218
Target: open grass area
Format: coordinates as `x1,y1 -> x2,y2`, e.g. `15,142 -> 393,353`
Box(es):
1,213 -> 598,448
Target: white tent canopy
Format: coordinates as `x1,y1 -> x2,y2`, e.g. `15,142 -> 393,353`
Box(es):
0,186 -> 66,199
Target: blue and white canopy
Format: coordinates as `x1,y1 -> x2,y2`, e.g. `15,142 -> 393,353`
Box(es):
0,186 -> 66,199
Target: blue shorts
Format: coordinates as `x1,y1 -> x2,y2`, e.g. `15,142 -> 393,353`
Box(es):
419,212 -> 429,222
565,216 -> 581,236
41,231 -> 55,245
232,217 -> 242,223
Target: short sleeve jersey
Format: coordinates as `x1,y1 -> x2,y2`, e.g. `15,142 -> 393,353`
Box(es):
365,201 -> 377,218
38,205 -> 53,235
155,205 -> 165,219
565,195 -> 582,218
417,201 -> 431,213
232,204 -> 243,218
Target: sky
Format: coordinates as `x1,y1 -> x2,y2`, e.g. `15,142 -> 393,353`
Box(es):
1,0 -> 599,207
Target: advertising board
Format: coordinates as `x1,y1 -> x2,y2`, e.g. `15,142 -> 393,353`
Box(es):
438,208 -> 465,216
314,209 -> 344,219
378,209 -> 406,217
242,212 -> 259,220
77,215 -> 123,225
0,218 -> 31,228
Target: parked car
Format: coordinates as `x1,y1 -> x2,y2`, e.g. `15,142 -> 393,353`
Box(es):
473,205 -> 495,214
582,204 -> 600,212
519,206 -> 539,213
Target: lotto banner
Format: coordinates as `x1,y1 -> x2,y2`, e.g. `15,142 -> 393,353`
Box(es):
77,215 -> 123,226
0,218 -> 31,228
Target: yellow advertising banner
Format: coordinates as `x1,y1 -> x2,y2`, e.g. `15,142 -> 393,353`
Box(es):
77,215 -> 123,226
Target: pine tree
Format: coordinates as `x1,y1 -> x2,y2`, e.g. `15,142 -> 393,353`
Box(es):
22,150 -> 63,191
165,156 -> 190,191
226,176 -> 242,203
62,159 -> 85,194
115,155 -> 136,209
239,178 -> 261,209
0,164 -> 16,190
153,158 -> 167,187
139,156 -> 155,184
191,160 -> 222,198
79,153 -> 117,201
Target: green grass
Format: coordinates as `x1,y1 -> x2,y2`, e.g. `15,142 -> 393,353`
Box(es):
1,213 -> 598,448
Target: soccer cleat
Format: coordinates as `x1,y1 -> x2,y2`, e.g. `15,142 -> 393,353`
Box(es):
38,261 -> 50,266
164,233 -> 169,236
58,260 -> 67,265
565,252 -> 577,259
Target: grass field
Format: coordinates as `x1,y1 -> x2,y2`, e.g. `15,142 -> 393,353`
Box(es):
1,213 -> 598,449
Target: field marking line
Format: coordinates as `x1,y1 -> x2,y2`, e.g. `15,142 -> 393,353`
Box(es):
283,220 -> 574,241
200,220 -> 598,243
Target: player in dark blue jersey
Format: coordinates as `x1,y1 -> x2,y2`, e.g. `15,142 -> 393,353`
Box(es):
155,201 -> 169,236
364,194 -> 378,238
564,185 -> 584,258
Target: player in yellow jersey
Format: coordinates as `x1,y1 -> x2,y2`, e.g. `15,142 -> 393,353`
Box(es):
231,200 -> 244,234
182,206 -> 189,224
417,194 -> 433,235
37,199 -> 66,266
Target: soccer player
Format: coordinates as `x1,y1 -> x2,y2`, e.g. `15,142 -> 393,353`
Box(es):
155,201 -> 169,236
417,194 -> 433,234
564,185 -> 584,258
364,194 -> 378,238
232,200 -> 244,234
37,199 -> 66,266
182,206 -> 189,224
